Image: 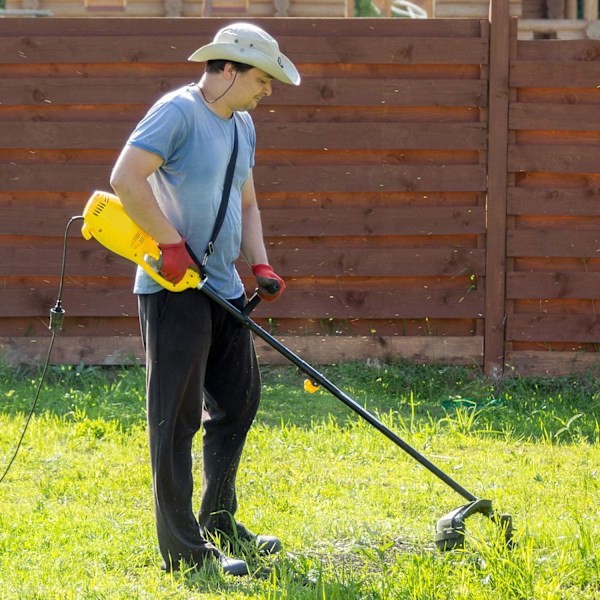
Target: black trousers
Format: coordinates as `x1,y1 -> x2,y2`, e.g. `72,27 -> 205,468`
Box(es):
138,289 -> 261,568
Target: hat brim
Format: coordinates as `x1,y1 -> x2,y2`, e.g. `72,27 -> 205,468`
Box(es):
188,42 -> 300,86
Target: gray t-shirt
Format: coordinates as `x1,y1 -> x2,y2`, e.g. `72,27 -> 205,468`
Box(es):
127,84 -> 256,299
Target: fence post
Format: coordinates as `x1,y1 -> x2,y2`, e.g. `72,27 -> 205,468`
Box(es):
484,0 -> 512,380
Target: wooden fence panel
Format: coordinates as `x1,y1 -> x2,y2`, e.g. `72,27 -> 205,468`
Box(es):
0,17 -> 488,368
505,37 -> 600,376
2,16 -> 598,376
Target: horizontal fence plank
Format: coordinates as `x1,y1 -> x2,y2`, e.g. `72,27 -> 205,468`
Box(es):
261,206 -> 486,236
0,78 -> 489,108
0,35 -> 489,65
507,314 -> 600,342
0,104 -> 481,124
4,244 -> 486,278
0,77 -> 196,106
0,164 -> 113,193
511,60 -> 600,87
507,272 -> 600,299
254,335 -> 483,365
0,163 -> 487,193
512,257 -> 600,272
507,188 -> 600,216
1,122 -> 134,150
0,206 -> 88,235
516,39 -> 600,61
3,314 -> 478,339
258,121 -> 490,151
515,89 -> 600,105
510,102 -> 600,131
505,350 -> 600,376
0,286 -> 138,319
0,190 -> 479,209
2,121 -> 488,151
267,247 -> 486,277
254,165 -> 487,193
0,334 -> 483,366
0,205 -> 485,237
0,287 -> 485,319
508,144 -> 600,173
0,17 -> 486,39
3,245 -> 136,278
0,336 -> 145,366
507,229 -> 600,257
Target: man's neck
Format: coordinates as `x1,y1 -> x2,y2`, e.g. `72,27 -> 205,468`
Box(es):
197,75 -> 234,119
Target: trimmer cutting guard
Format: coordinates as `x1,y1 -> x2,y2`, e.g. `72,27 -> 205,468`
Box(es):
435,498 -> 514,551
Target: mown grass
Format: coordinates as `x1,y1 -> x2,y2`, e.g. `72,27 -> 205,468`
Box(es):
0,360 -> 599,599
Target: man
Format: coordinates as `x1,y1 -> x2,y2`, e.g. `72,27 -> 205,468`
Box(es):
110,23 -> 300,576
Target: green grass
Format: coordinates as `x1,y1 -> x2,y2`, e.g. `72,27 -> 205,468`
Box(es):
1,360 -> 600,598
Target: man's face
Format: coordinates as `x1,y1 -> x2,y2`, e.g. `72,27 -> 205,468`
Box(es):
231,67 -> 273,111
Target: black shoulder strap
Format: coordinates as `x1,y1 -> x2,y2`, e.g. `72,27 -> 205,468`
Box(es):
198,121 -> 238,271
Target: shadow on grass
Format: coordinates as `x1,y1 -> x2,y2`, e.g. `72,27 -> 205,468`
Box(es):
176,551 -> 385,599
1,360 -> 599,443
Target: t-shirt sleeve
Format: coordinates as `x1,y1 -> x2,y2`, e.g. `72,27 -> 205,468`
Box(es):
127,101 -> 186,163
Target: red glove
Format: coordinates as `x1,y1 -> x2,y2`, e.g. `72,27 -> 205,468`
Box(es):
158,238 -> 196,284
251,263 -> 285,302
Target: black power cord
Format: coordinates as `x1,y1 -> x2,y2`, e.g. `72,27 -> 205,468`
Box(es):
0,215 -> 83,484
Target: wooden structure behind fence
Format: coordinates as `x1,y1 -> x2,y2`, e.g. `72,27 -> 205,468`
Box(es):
0,14 -> 599,378
4,0 -> 347,19
7,0 -> 600,42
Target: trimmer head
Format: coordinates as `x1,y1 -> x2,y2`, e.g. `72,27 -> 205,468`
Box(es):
435,498 -> 514,551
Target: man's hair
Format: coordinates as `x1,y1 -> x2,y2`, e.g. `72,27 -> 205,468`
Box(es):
206,59 -> 254,74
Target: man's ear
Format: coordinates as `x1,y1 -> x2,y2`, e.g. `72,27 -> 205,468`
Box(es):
224,62 -> 238,81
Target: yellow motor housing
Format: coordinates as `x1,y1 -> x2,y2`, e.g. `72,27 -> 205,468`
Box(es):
81,190 -> 202,293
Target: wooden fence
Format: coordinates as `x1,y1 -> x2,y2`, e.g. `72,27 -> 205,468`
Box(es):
505,31 -> 600,376
0,13 -> 598,378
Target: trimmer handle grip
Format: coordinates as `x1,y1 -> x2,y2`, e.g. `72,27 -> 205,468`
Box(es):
243,282 -> 280,315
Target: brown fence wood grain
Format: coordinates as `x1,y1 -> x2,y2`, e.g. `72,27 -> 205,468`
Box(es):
505,35 -> 600,375
507,272 -> 600,299
0,122 -> 489,150
1,15 -> 599,377
484,4 -> 512,379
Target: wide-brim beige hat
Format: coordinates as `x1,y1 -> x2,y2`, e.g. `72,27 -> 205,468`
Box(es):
188,23 -> 300,86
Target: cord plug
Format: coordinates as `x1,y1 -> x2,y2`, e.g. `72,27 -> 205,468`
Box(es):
49,300 -> 65,333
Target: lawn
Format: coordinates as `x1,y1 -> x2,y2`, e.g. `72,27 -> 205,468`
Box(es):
0,360 -> 599,599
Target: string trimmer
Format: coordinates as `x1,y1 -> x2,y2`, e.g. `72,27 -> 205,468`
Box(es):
80,190 -> 514,551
